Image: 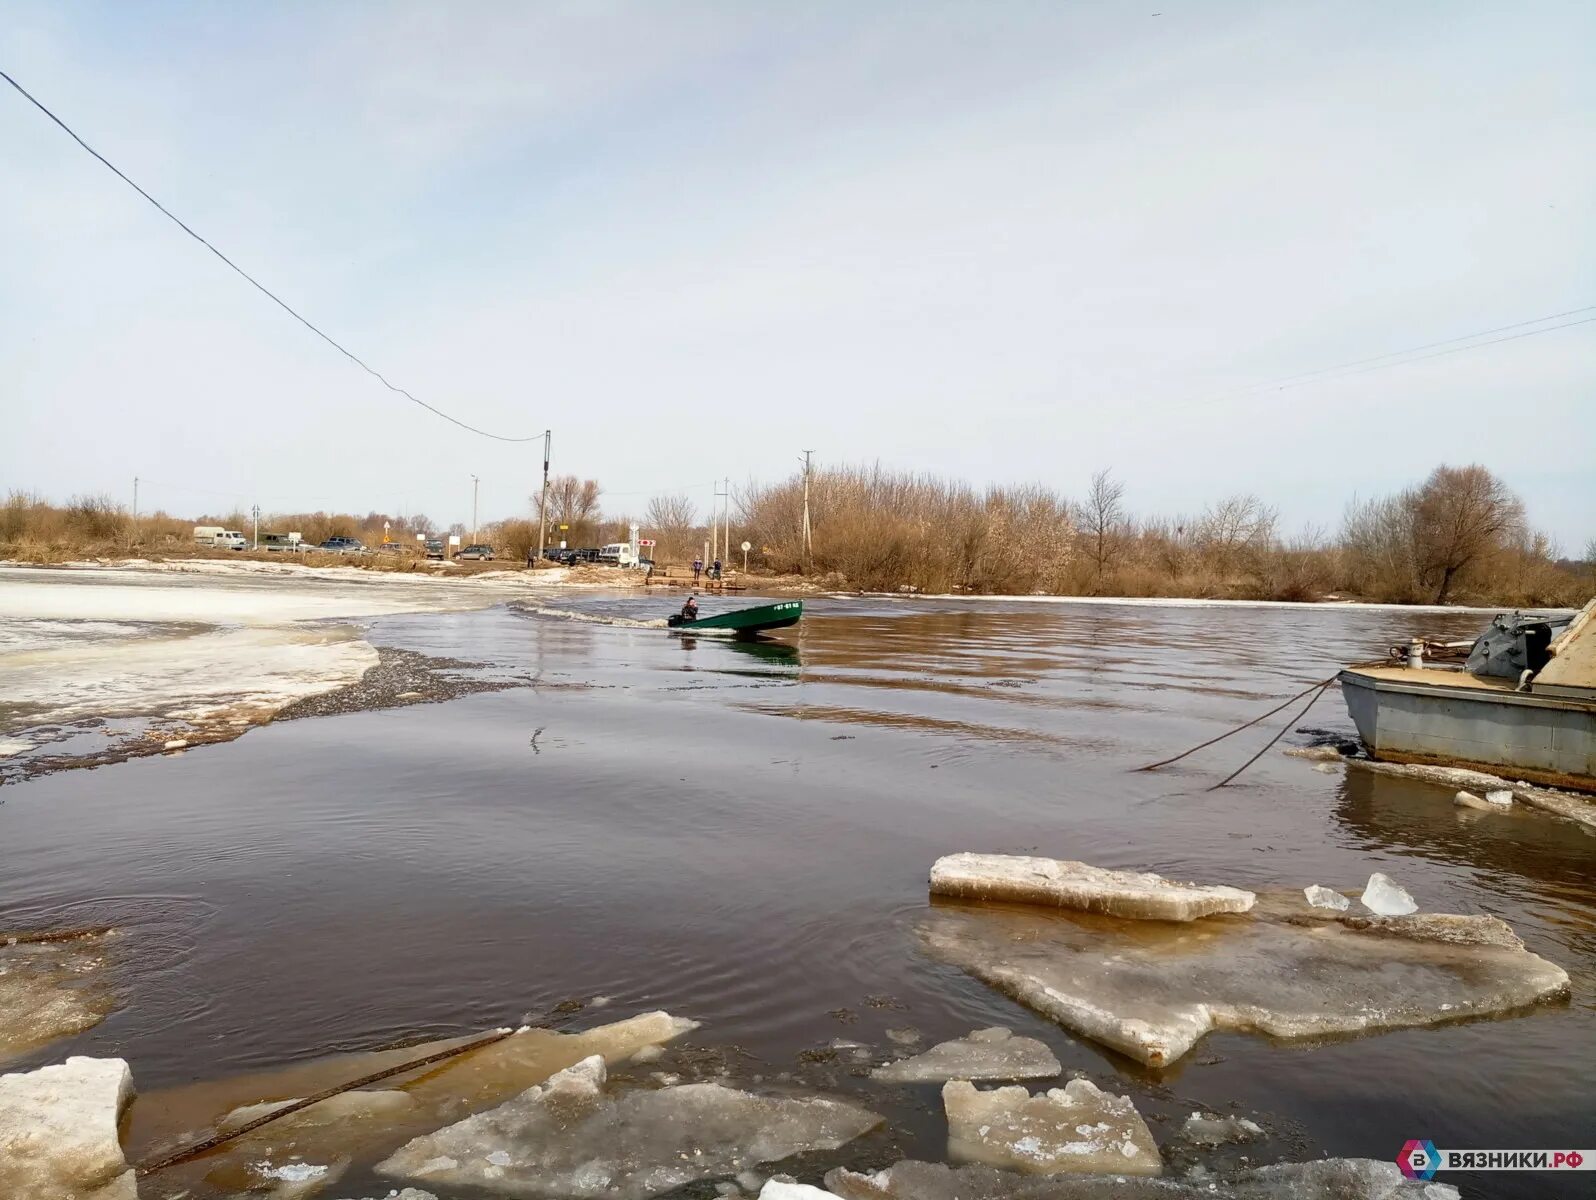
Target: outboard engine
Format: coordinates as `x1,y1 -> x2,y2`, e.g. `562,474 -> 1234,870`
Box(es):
1465,611 -> 1573,681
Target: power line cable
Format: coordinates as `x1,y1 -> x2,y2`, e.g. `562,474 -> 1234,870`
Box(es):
1,67 -> 541,444
1246,305 -> 1596,390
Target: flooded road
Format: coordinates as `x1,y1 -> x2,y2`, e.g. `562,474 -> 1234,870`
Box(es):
3,592 -> 1592,1198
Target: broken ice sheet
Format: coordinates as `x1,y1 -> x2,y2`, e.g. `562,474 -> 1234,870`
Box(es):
824,1157 -> 1460,1198
1301,885 -> 1349,912
930,853 -> 1254,921
0,1055 -> 137,1200
919,898 -> 1569,1067
126,1011 -> 697,1200
943,1078 -> 1161,1176
377,1054 -> 882,1198
0,929 -> 119,1065
872,1027 -> 1060,1083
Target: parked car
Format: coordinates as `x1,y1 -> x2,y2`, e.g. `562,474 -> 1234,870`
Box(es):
320,536 -> 365,554
193,525 -> 247,550
424,540 -> 446,560
374,542 -> 410,555
455,544 -> 496,561
261,533 -> 306,553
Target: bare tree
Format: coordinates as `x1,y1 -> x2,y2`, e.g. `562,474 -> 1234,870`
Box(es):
1410,465 -> 1524,604
1079,469 -> 1127,591
1196,494 -> 1277,576
545,476 -> 603,545
646,492 -> 697,531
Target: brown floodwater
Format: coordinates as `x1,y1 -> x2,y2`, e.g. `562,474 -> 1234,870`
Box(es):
3,594 -> 1592,1199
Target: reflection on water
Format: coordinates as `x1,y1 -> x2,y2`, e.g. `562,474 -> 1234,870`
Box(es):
1,594 -> 1590,1199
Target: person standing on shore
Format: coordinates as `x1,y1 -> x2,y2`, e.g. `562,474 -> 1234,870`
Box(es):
692,556 -> 703,581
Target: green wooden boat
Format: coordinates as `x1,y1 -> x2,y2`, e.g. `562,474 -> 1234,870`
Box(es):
668,600 -> 803,637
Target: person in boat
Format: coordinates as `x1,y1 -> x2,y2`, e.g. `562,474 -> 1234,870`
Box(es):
680,595 -> 699,622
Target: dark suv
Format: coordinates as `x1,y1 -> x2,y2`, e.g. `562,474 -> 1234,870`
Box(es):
320,536 -> 365,554
455,544 -> 496,561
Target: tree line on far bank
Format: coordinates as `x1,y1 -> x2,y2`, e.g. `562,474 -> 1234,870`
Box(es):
3,463 -> 1591,607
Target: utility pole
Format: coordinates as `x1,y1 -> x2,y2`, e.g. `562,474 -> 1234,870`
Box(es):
723,476 -> 731,572
536,430 -> 552,562
131,476 -> 139,547
710,484 -> 720,564
800,450 -> 814,573
251,503 -> 261,550
470,474 -> 480,545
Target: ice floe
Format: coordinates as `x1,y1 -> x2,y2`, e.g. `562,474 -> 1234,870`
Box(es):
930,854 -> 1255,921
0,1056 -> 137,1200
1180,1112 -> 1263,1146
0,929 -> 118,1065
872,1027 -> 1060,1083
1359,873 -> 1418,916
942,1078 -> 1161,1176
376,1054 -> 882,1198
127,1010 -> 698,1199
823,1157 -> 1460,1197
920,892 -> 1569,1066
1302,885 -> 1350,911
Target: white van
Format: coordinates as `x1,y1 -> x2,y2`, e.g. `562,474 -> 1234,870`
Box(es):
194,526 -> 246,550
596,542 -> 636,567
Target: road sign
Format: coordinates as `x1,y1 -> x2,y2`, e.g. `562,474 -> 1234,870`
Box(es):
741,540 -> 752,552
640,539 -> 656,547
448,535 -> 462,547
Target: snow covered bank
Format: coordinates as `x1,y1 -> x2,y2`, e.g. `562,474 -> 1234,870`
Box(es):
0,564 -> 561,773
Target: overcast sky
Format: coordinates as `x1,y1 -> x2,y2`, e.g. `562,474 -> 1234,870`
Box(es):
3,1 -> 1592,545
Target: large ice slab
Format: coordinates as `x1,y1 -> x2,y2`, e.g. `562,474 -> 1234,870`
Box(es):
872,1027 -> 1060,1083
921,898 -> 1569,1066
943,1078 -> 1161,1176
930,854 -> 1255,921
0,930 -> 118,1064
824,1157 -> 1459,1198
0,1056 -> 137,1200
377,1054 -> 882,1198
127,1010 -> 698,1200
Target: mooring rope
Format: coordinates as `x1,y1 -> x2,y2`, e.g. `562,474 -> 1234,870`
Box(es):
1135,675 -> 1339,772
1206,677 -> 1336,790
135,1026 -> 515,1177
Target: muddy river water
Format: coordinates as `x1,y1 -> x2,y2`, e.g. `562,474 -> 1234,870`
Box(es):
3,591 -> 1593,1198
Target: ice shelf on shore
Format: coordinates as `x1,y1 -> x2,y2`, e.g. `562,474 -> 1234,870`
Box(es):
871,1027 -> 1060,1083
376,1054 -> 882,1198
1360,873 -> 1418,916
823,1157 -> 1460,1198
930,854 -> 1255,921
1344,758 -> 1596,834
942,1078 -> 1161,1177
0,930 -> 118,1065
127,1010 -> 698,1199
920,895 -> 1569,1066
0,1056 -> 137,1200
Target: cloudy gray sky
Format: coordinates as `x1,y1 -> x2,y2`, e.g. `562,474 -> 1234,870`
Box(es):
3,1 -> 1592,544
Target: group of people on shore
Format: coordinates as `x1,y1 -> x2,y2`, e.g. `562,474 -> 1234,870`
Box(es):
691,556 -> 722,582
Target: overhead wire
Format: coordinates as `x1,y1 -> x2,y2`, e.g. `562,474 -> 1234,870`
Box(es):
0,67 -> 541,444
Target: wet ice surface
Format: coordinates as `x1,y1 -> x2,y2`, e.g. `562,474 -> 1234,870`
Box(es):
942,1077 -> 1161,1175
379,1054 -> 881,1197
921,895 -> 1568,1066
2,592 -> 1593,1199
871,1027 -> 1060,1083
929,854 -> 1255,921
0,1055 -> 136,1200
0,931 -> 118,1065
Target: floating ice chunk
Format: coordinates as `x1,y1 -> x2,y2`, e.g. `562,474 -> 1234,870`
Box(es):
0,1056 -> 136,1200
377,1054 -> 881,1198
1454,791 -> 1493,811
1361,873 -> 1418,916
930,853 -> 1254,920
630,1044 -> 667,1064
221,1088 -> 417,1133
0,930 -> 118,1065
872,1027 -> 1060,1083
1182,1111 -> 1264,1146
942,1078 -> 1160,1176
258,1161 -> 329,1182
1303,885 -> 1350,911
759,1183 -> 845,1200
920,901 -> 1568,1066
885,1028 -> 921,1046
824,1157 -> 1459,1198
1485,790 -> 1514,807
335,1192 -> 439,1200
